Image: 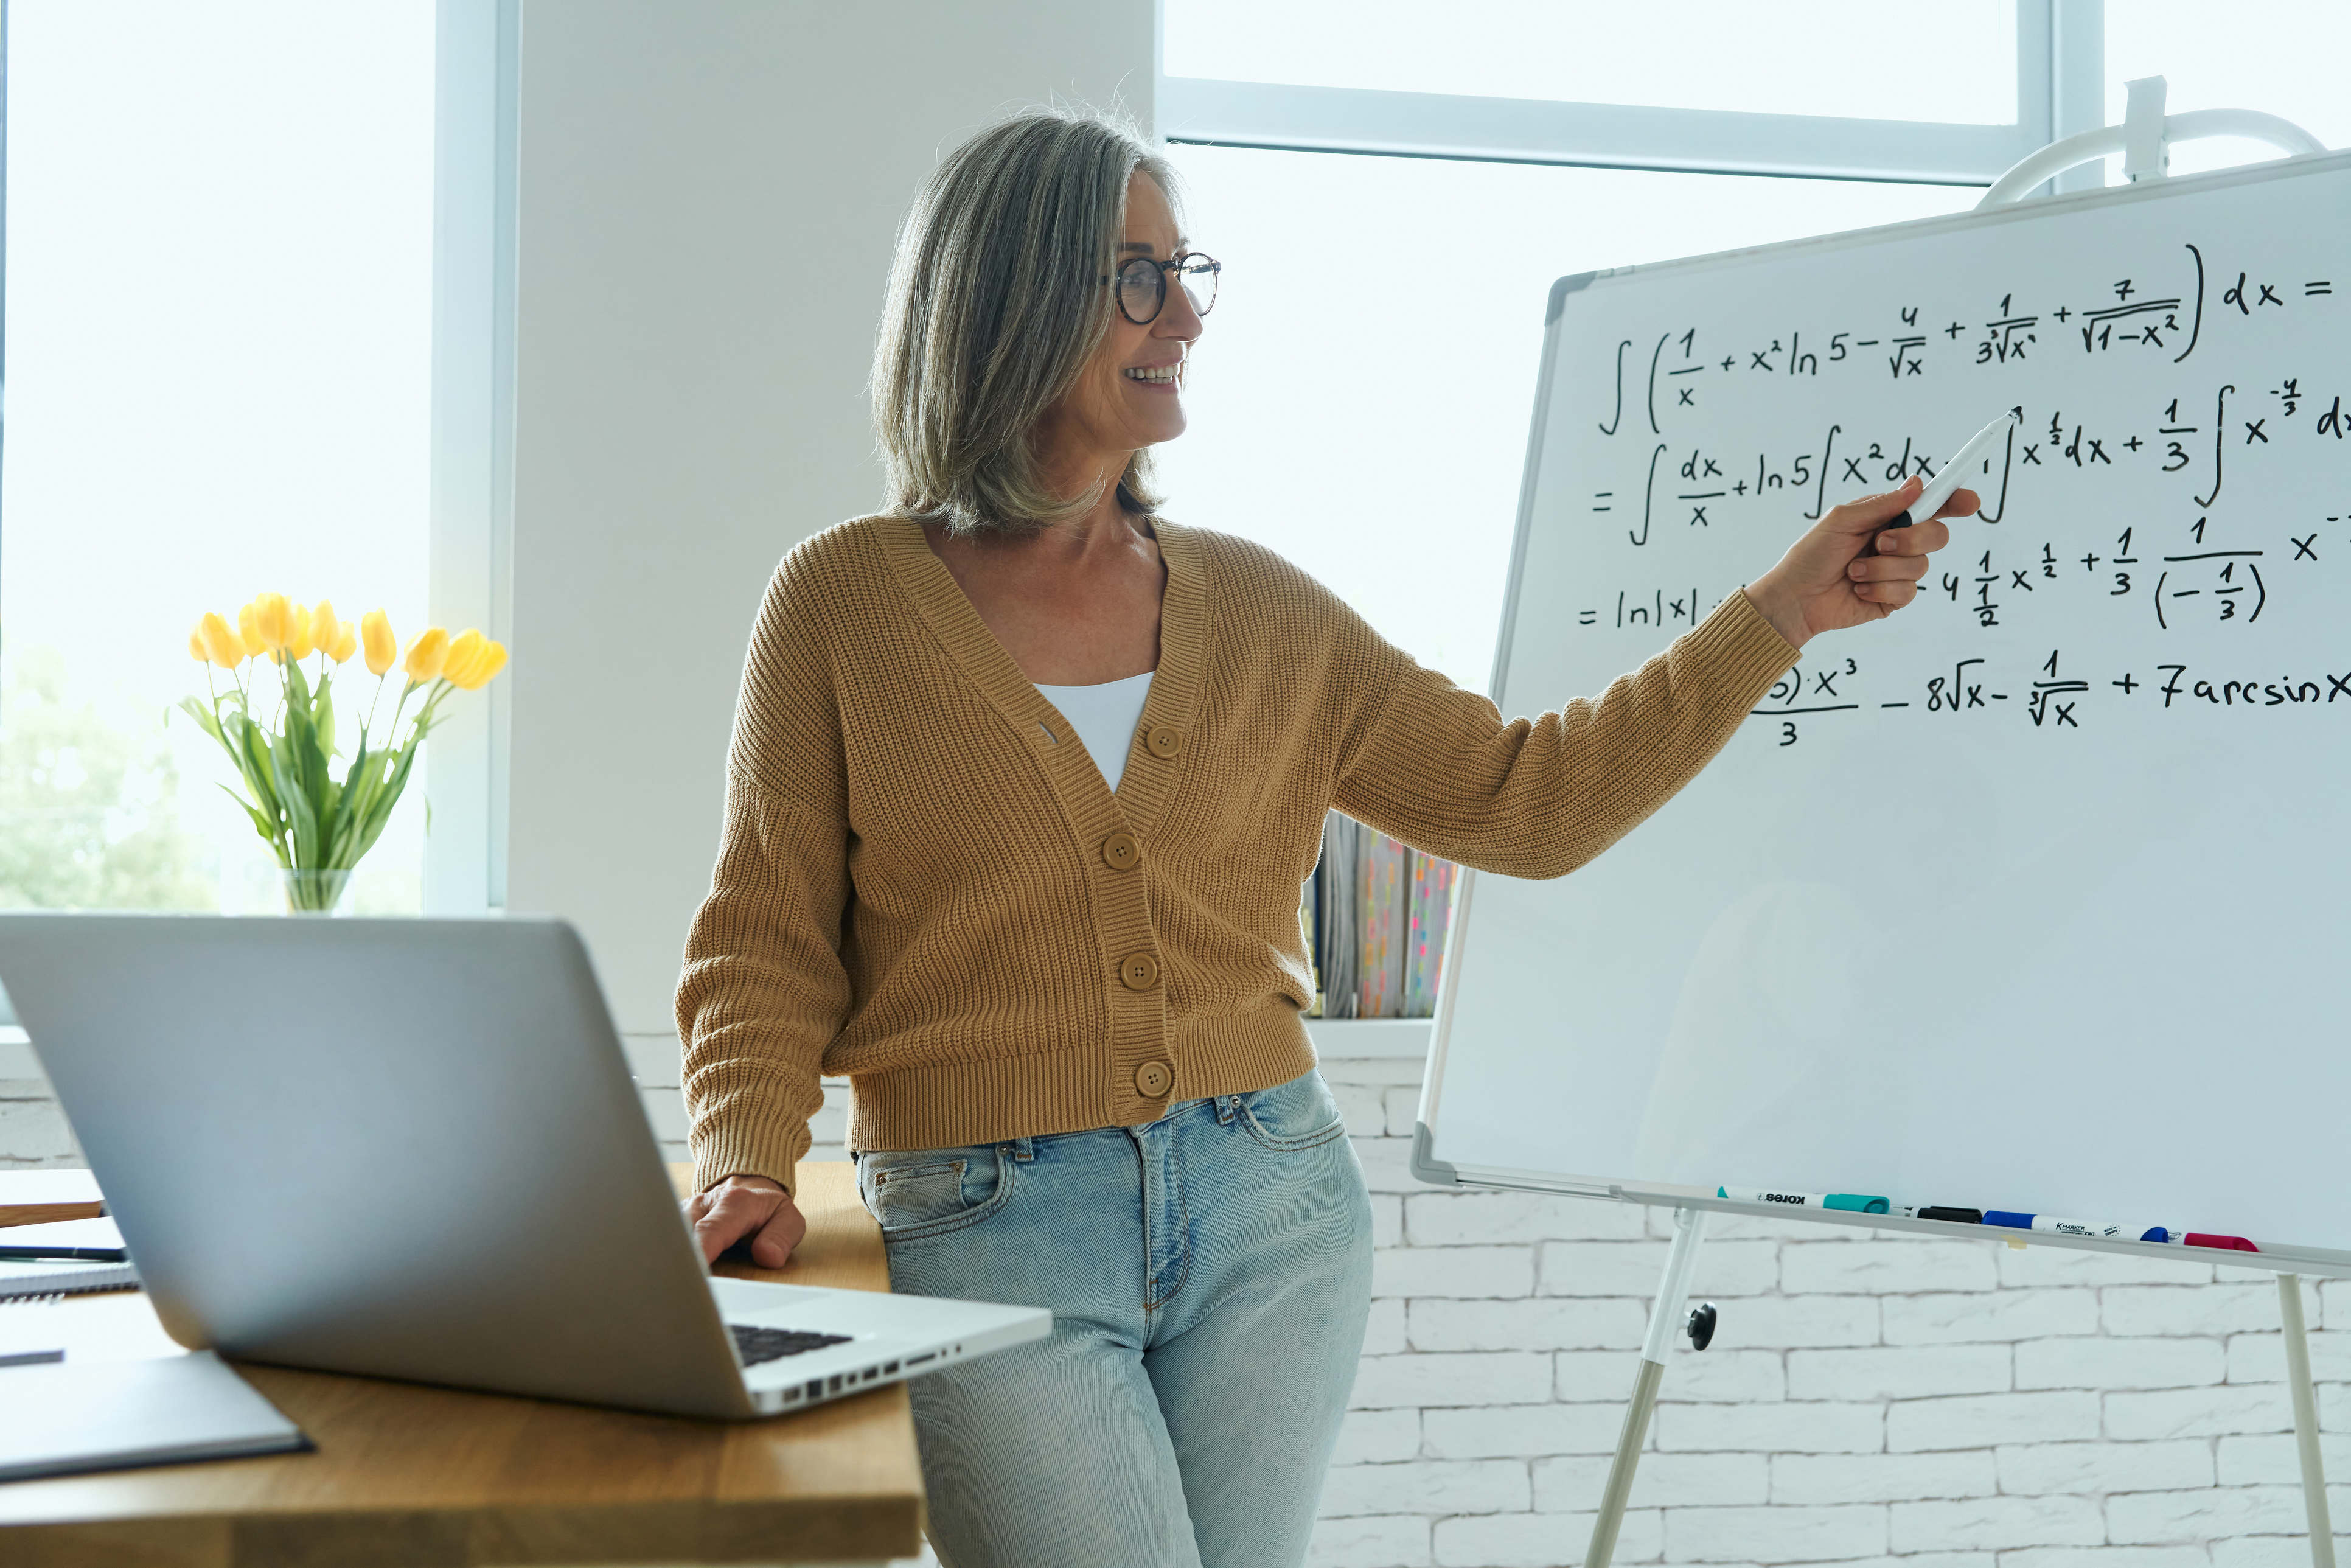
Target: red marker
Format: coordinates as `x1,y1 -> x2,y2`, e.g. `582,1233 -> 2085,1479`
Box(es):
2184,1232 -> 2260,1252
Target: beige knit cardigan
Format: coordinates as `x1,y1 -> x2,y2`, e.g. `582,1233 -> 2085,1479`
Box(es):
674,514 -> 1799,1197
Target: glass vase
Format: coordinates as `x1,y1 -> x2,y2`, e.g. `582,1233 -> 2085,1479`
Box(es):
280,868 -> 355,915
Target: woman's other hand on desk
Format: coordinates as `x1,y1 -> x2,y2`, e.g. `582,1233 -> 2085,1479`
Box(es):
1743,473 -> 1974,652
688,1174 -> 806,1269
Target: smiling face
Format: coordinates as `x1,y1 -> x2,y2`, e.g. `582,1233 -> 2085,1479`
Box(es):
1035,170 -> 1205,490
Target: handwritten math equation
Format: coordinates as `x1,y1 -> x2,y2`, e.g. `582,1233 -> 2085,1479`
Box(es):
1604,390 -> 2346,549
1590,501 -> 2344,742
1743,646 -> 2351,747
1568,228 -> 2351,747
1597,243 -> 2333,437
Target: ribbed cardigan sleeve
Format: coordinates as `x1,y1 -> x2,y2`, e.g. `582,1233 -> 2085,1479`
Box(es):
673,546 -> 854,1200
1332,588 -> 1800,879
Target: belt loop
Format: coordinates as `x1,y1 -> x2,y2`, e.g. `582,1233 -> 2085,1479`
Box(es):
1004,1137 -> 1036,1162
1214,1095 -> 1238,1126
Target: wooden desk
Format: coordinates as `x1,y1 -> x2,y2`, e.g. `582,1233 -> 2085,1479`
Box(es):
0,1163 -> 923,1567
0,1168 -> 105,1229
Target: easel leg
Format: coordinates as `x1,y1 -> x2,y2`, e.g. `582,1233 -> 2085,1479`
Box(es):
2279,1273 -> 2337,1568
1585,1205 -> 1707,1568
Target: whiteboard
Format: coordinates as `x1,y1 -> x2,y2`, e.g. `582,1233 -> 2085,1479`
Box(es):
1413,152 -> 2351,1272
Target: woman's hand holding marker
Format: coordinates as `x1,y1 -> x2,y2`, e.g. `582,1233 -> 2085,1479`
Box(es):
1741,472 -> 1976,651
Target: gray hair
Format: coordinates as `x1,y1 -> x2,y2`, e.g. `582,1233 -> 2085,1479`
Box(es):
871,105 -> 1179,537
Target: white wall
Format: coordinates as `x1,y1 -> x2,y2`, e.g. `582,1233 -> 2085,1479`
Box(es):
501,0 -> 1156,1033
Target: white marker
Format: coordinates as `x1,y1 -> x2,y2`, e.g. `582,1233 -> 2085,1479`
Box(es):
2029,1216 -> 2124,1239
2019,1215 -> 2179,1243
1890,408 -> 2021,527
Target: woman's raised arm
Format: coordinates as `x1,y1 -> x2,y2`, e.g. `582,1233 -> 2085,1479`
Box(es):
1332,476 -> 1966,878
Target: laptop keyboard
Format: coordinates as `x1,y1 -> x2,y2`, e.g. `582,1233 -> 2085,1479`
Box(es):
730,1323 -> 854,1368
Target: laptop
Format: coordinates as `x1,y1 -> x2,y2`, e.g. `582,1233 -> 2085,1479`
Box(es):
0,913 -> 1048,1420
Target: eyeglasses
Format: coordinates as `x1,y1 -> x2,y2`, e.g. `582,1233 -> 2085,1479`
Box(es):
1109,251 -> 1220,325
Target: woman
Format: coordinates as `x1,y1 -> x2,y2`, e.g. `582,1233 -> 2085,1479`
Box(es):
677,107 -> 1965,1568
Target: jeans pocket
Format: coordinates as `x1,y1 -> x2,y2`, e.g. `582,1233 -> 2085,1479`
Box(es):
858,1146 -> 1014,1242
1235,1068 -> 1349,1152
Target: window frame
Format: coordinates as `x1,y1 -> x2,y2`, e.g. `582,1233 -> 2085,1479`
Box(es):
423,0 -> 521,915
1157,1 -> 2107,189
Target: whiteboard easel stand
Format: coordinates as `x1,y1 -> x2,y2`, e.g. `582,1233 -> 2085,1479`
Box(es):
1570,82 -> 2338,1568
1583,1205 -> 1705,1568
2280,1272 -> 2339,1567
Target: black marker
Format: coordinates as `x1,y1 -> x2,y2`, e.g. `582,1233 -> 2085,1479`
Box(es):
1906,1206 -> 1985,1225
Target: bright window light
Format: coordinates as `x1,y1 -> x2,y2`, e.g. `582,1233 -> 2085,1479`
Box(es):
1163,1 -> 2019,127
1153,146 -> 1977,689
2103,1 -> 2351,179
1,1 -> 436,914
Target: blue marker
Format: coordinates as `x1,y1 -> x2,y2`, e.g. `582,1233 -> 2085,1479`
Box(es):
1719,1186 -> 1889,1214
1984,1212 -> 2176,1243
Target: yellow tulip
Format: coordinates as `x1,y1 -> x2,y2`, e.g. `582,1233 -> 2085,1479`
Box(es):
237,601 -> 265,655
456,640 -> 508,689
311,601 -> 340,658
188,620 -> 208,662
253,593 -> 294,652
442,631 -> 510,690
360,610 -> 395,676
288,602 -> 315,660
198,612 -> 246,669
403,626 -> 450,683
441,629 -> 486,688
329,622 -> 358,663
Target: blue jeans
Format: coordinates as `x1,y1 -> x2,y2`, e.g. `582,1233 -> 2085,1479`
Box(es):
854,1067 -> 1374,1568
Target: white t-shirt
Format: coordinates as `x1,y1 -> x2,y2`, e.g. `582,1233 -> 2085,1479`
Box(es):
1034,669 -> 1155,793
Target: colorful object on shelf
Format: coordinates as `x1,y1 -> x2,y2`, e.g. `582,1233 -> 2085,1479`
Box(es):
1303,813 -> 1455,1020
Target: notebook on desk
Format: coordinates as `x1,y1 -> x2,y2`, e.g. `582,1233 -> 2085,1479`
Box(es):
0,1168 -> 105,1228
0,1350 -> 309,1482
0,1215 -> 127,1258
0,1256 -> 138,1301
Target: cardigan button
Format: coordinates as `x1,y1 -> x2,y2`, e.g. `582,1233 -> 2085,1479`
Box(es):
1144,724 -> 1185,759
1133,1060 -> 1173,1098
1118,952 -> 1160,991
1101,831 -> 1140,871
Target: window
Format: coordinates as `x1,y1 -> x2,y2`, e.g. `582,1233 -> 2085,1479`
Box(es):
1156,5 -> 2026,1036
2103,2 -> 2351,179
1,1 -> 438,915
1154,1 -> 2349,685
1165,1 -> 2020,126
1154,148 -> 1976,685
1159,1 -> 2060,182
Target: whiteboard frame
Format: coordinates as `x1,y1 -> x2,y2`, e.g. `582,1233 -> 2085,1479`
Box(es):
1410,147 -> 2351,1282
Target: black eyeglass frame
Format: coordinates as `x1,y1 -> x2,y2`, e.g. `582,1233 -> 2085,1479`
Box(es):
1109,251 -> 1221,326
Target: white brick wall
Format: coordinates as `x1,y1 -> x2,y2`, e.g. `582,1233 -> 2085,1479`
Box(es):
0,1031 -> 80,1165
5,1044 -> 2346,1568
1311,1056 -> 2349,1568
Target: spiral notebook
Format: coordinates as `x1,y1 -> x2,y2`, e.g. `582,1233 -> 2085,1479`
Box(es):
0,1256 -> 138,1300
